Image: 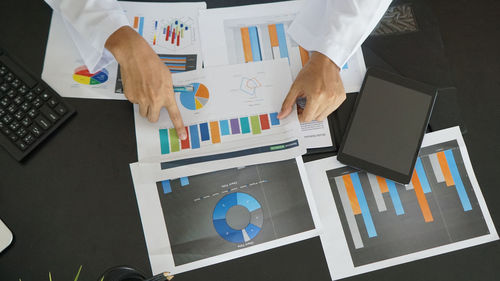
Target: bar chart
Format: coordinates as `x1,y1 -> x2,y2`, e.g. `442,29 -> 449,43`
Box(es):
327,140 -> 489,266
158,112 -> 281,155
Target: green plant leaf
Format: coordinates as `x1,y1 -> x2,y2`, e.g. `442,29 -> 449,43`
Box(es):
73,265 -> 83,281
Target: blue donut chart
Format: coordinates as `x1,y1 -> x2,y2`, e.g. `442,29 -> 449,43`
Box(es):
212,192 -> 263,243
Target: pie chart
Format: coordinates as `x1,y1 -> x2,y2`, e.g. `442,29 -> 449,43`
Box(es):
212,192 -> 263,244
73,65 -> 109,85
176,83 -> 210,110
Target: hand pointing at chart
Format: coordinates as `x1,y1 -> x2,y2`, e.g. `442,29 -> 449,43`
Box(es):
278,51 -> 346,122
105,26 -> 187,140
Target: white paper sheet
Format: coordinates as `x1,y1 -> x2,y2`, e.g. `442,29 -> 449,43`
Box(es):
305,127 -> 498,280
134,59 -> 306,176
199,1 -> 366,149
42,1 -> 206,100
130,157 -> 320,274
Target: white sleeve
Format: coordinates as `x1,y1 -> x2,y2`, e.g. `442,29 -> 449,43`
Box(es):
288,0 -> 392,68
44,0 -> 130,73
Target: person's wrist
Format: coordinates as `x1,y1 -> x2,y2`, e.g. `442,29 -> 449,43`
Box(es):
310,51 -> 340,72
105,26 -> 141,64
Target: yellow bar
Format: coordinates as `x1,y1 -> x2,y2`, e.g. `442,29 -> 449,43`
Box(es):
209,121 -> 221,144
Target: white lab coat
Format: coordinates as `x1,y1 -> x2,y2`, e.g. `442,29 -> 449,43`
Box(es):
44,0 -> 391,73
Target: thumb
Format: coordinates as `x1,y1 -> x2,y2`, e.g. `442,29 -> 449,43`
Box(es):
278,85 -> 300,119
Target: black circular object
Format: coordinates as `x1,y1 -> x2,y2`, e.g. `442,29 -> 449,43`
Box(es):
98,266 -> 146,281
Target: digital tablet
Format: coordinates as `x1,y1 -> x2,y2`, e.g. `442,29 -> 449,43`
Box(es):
337,68 -> 437,184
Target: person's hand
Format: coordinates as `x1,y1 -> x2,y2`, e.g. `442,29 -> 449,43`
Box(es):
105,26 -> 186,139
278,51 -> 346,122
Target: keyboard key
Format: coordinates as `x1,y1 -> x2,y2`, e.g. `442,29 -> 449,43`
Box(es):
15,139 -> 28,150
7,104 -> 16,114
27,108 -> 38,119
16,127 -> 27,138
18,84 -> 28,94
40,91 -> 51,101
0,65 -> 7,76
6,89 -> 16,98
0,83 -> 9,92
0,108 -> 4,117
9,120 -> 20,131
29,125 -> 42,137
32,97 -> 43,108
13,95 -> 23,105
0,121 -> 5,130
24,91 -> 35,101
54,104 -> 67,116
35,115 -> 51,130
20,102 -> 30,112
23,133 -> 35,145
9,133 -> 18,142
21,117 -> 31,127
48,98 -> 58,108
4,73 -> 14,83
41,106 -> 59,123
34,85 -> 45,94
2,114 -> 13,124
1,126 -> 12,136
14,110 -> 25,120
11,79 -> 21,89
0,97 -> 9,107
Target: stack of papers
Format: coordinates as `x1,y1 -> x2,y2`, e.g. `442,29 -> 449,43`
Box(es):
41,1 -> 498,280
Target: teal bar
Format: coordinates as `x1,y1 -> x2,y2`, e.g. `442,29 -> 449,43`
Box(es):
220,120 -> 230,136
159,129 -> 170,154
240,117 -> 250,134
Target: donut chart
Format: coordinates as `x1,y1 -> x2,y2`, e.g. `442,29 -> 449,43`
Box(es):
72,65 -> 108,85
177,83 -> 209,110
213,192 -> 263,243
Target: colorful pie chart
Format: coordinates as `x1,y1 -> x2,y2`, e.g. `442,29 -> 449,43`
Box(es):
212,192 -> 263,244
176,83 -> 210,110
73,65 -> 109,85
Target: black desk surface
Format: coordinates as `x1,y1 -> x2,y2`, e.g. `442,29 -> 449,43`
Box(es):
1,0 -> 499,280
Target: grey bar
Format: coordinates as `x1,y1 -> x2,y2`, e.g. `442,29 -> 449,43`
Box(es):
429,153 -> 445,183
366,173 -> 387,212
335,177 -> 364,249
258,24 -> 273,61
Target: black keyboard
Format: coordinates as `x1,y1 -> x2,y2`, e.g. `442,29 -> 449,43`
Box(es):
0,49 -> 75,161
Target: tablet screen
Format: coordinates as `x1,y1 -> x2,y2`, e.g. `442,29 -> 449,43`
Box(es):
341,76 -> 433,175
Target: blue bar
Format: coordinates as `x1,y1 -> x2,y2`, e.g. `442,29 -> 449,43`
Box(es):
180,177 -> 189,186
189,125 -> 200,149
415,158 -> 431,193
162,180 -> 172,194
342,63 -> 349,70
445,150 -> 472,211
200,123 -> 210,141
138,17 -> 144,36
220,120 -> 230,136
240,117 -> 250,134
386,179 -> 405,215
159,56 -> 187,60
154,20 -> 158,30
248,26 -> 262,61
350,173 -> 377,238
269,112 -> 280,125
275,24 -> 289,59
159,129 -> 170,154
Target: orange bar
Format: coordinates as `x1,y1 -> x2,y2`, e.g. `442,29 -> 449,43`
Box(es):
437,151 -> 455,186
376,176 -> 389,193
411,170 -> 434,222
209,121 -> 221,144
268,24 -> 279,47
240,27 -> 253,63
342,175 -> 361,215
133,17 -> 139,29
299,46 -> 310,67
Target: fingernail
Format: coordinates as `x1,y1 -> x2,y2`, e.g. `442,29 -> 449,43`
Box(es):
179,132 -> 187,140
